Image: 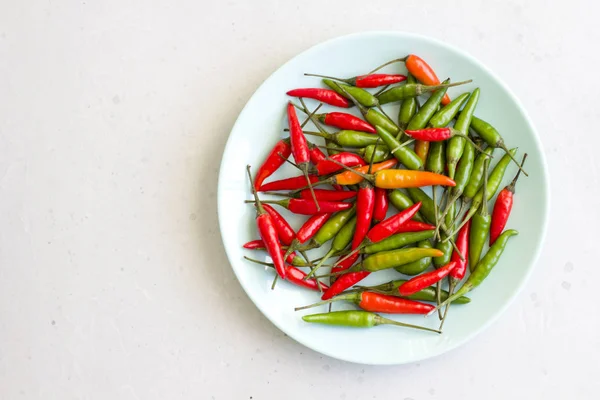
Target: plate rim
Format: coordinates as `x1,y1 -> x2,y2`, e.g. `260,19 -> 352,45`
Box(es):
217,30 -> 550,365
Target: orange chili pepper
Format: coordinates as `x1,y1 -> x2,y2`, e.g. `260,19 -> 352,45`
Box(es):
414,140 -> 430,162
331,159 -> 397,185
373,169 -> 456,189
405,54 -> 451,105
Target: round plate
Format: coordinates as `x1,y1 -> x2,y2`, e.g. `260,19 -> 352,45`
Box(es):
217,31 -> 549,365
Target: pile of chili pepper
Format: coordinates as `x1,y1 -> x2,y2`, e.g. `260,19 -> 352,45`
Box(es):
243,53 -> 529,333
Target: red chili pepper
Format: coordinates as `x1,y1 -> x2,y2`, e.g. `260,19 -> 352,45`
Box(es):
366,202 -> 422,243
372,188 -> 389,224
358,292 -> 432,314
490,154 -> 527,245
405,127 -> 459,141
322,270 -> 369,300
316,112 -> 376,133
315,152 -> 366,175
304,72 -> 406,88
262,204 -> 295,246
308,142 -> 327,164
243,239 -> 303,266
404,54 -> 451,105
258,174 -> 319,192
287,102 -> 320,210
398,261 -> 457,296
246,166 -> 286,279
450,219 -> 471,281
256,198 -> 352,215
285,265 -> 329,291
355,74 -> 407,88
296,213 -> 332,244
299,189 -> 357,202
351,181 -> 376,249
394,219 -> 436,233
286,88 -> 350,108
254,139 -> 292,190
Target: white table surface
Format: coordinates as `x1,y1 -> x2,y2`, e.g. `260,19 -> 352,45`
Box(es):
1,1 -> 598,399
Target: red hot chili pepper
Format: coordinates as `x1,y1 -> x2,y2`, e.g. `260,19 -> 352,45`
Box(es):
352,181 -> 376,249
296,213 -> 332,244
299,189 -> 356,202
308,142 -> 327,164
254,139 -> 291,190
252,198 -> 352,215
262,204 -> 295,246
490,154 -> 527,245
287,102 -> 320,209
315,152 -> 366,175
322,270 -> 369,300
398,261 -> 457,296
286,88 -> 350,108
450,219 -> 471,281
316,112 -> 376,133
246,166 -> 286,279
304,72 -> 406,88
373,188 -> 389,224
258,174 -> 319,192
395,220 -> 436,233
404,128 -> 486,154
285,265 -> 329,291
297,291 -> 433,314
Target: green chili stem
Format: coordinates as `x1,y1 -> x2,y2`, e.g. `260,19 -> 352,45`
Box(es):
246,165 -> 265,214
298,98 -> 322,212
303,73 -> 349,84
368,57 -> 408,74
294,292 -> 359,311
375,315 -> 441,334
299,102 -> 323,128
439,278 -> 456,330
373,85 -> 390,97
499,141 -> 528,176
508,153 -> 528,191
278,152 -> 301,170
304,247 -> 335,279
271,274 -> 278,290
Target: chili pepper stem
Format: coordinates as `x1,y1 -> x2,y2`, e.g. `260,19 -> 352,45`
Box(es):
368,57 -> 408,74
435,280 -> 443,319
304,247 -> 335,279
373,85 -> 390,97
375,315 -> 441,334
428,80 -> 473,91
439,279 -> 456,330
332,81 -> 369,116
455,133 -> 490,156
294,292 -> 359,311
243,255 -> 274,267
299,102 -> 323,128
508,153 -> 528,190
326,156 -> 373,181
298,98 -> 324,212
246,165 -> 265,214
388,138 -> 416,153
303,73 -> 350,84
271,274 -> 278,290
499,142 -> 528,176
278,152 -> 302,170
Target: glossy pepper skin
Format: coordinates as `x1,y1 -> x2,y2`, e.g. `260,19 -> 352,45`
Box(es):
259,174 -> 319,192
286,88 -> 350,107
254,139 -> 291,190
285,265 -> 329,291
316,112 -> 376,133
375,126 -> 423,171
373,188 -> 389,224
306,73 -> 406,88
404,54 -> 451,105
398,261 -> 457,296
394,240 -> 434,275
446,89 -> 480,179
262,204 -> 295,246
363,229 -> 435,254
297,291 -> 433,314
428,92 -> 470,128
450,219 -> 471,280
490,154 -> 527,245
252,203 -> 286,279
377,80 -> 470,105
315,152 -> 366,175
301,310 -> 440,333
323,79 -> 379,108
260,198 -> 353,215
358,279 -> 470,304
397,73 -> 418,130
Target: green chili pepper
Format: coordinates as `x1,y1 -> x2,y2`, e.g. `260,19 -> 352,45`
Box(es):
406,188 -> 436,223
434,200 -> 454,267
359,144 -> 391,163
323,79 -> 379,108
302,310 -> 440,333
304,130 -> 380,148
447,148 -> 517,239
358,279 -> 471,304
397,73 -> 418,130
463,146 -> 496,200
302,206 -> 356,250
376,126 -> 423,171
436,230 -> 518,309
306,216 -> 357,278
388,189 -> 425,222
428,92 -> 470,128
406,79 -> 450,131
377,80 -> 472,105
446,89 -> 480,179
363,230 -> 435,254
394,240 -> 434,275
325,139 -> 342,155
471,116 -> 528,176
365,109 -> 399,135
425,139 -> 446,236
469,158 -> 491,270
353,247 -> 443,273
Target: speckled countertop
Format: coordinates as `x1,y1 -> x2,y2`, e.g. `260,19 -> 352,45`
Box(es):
0,1 -> 598,399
